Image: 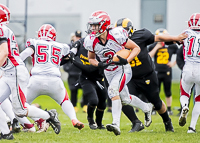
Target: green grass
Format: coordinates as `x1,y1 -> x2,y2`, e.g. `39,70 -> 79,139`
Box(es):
5,82 -> 199,143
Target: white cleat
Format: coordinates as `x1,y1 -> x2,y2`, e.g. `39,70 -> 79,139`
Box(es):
179,106 -> 189,127
106,124 -> 121,136
35,119 -> 50,133
187,127 -> 196,133
144,103 -> 153,127
22,126 -> 36,132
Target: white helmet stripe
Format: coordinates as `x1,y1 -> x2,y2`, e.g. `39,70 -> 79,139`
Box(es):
97,12 -> 108,18
193,13 -> 196,26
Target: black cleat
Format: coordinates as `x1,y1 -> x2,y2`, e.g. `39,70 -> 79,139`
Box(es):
1,132 -> 14,140
12,118 -> 21,133
46,109 -> 61,134
187,127 -> 196,133
129,120 -> 144,133
97,125 -> 106,129
164,118 -> 174,132
88,118 -> 97,130
106,123 -> 121,136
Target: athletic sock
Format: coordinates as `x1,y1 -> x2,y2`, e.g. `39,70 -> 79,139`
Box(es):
0,107 -> 11,134
190,102 -> 200,129
159,111 -> 170,122
167,106 -> 171,111
87,104 -> 96,120
112,99 -> 122,127
129,95 -> 150,112
61,100 -> 77,120
122,105 -> 138,123
27,104 -> 50,119
1,99 -> 15,123
95,109 -> 104,126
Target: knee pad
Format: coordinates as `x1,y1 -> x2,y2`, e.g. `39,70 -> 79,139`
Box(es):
108,85 -> 119,99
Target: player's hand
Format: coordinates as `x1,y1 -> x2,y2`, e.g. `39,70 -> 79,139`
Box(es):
68,51 -> 75,62
177,32 -> 188,42
97,60 -> 112,69
113,55 -> 128,65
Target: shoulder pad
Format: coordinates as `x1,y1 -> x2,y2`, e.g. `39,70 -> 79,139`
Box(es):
84,34 -> 96,52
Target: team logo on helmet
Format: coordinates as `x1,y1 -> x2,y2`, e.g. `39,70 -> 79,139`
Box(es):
188,13 -> 200,30
38,24 -> 56,41
0,4 -> 10,25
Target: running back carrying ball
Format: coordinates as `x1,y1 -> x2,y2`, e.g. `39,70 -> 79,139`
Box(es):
112,49 -> 131,62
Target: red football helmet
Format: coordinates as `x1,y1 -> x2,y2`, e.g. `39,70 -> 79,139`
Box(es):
188,13 -> 200,30
87,10 -> 111,37
38,24 -> 56,41
0,4 -> 10,25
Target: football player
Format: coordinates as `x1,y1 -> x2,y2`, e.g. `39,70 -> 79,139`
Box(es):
20,24 -> 84,132
84,10 -> 153,136
63,30 -> 87,113
148,28 -> 179,115
62,37 -> 108,130
179,13 -> 200,133
115,18 -> 187,132
0,4 -> 61,139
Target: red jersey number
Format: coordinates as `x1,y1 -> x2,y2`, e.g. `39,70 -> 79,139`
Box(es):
36,45 -> 61,65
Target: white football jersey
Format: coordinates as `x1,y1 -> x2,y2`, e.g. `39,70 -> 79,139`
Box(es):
84,27 -> 128,70
25,38 -> 70,76
183,29 -> 200,63
0,25 -> 24,71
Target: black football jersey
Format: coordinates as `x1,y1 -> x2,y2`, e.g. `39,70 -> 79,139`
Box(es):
148,42 -> 178,72
75,38 -> 104,80
129,28 -> 155,78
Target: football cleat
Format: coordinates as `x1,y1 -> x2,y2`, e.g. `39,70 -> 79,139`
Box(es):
129,120 -> 144,133
97,125 -> 106,129
187,127 -> 196,133
179,106 -> 189,126
21,123 -> 36,132
87,117 -> 97,130
35,118 -> 50,133
12,118 -> 21,133
46,109 -> 61,134
22,126 -> 36,132
164,118 -> 174,132
167,110 -> 173,116
1,132 -> 14,140
144,103 -> 153,127
106,123 -> 121,136
72,119 -> 84,130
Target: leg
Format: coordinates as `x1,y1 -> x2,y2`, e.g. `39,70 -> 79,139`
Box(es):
96,80 -> 107,129
80,76 -> 98,129
49,77 -> 84,130
163,72 -> 173,115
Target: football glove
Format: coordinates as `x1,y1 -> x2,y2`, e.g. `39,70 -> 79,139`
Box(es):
68,51 -> 75,62
97,60 -> 112,69
113,55 -> 128,65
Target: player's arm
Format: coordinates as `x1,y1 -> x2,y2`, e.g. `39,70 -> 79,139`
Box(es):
20,47 -> 34,61
88,51 -> 99,66
125,39 -> 141,62
154,33 -> 188,43
0,41 -> 8,67
72,56 -> 98,73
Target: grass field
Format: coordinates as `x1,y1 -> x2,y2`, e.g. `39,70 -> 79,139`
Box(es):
5,82 -> 199,143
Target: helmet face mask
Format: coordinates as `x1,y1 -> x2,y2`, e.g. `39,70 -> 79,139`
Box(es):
115,18 -> 134,38
87,10 -> 111,37
188,13 -> 200,30
0,4 -> 10,25
38,24 -> 56,41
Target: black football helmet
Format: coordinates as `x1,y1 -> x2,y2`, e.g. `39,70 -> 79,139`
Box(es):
115,18 -> 134,38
